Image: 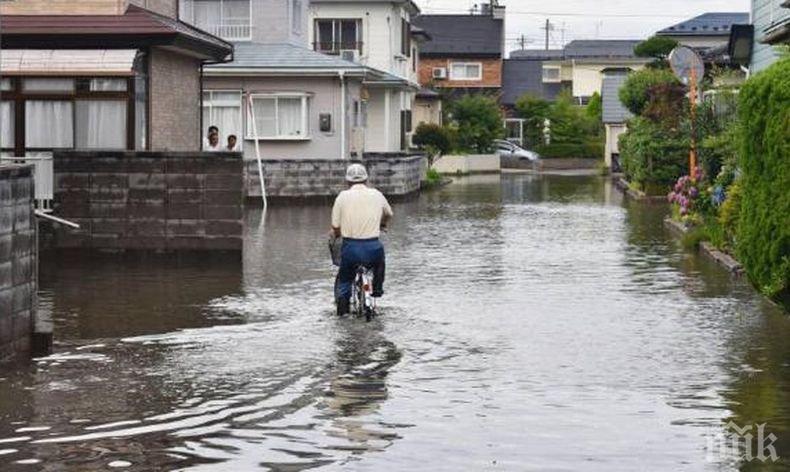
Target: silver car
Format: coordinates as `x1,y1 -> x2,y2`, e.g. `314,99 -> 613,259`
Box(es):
494,140 -> 540,162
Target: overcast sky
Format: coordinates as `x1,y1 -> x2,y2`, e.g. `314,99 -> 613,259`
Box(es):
415,0 -> 750,55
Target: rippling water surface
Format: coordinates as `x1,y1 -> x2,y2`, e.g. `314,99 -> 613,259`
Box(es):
1,174 -> 788,471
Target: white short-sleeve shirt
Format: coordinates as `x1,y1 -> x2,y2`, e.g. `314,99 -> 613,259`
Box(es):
331,184 -> 393,239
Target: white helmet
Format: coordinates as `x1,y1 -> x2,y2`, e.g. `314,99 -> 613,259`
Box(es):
345,163 -> 369,183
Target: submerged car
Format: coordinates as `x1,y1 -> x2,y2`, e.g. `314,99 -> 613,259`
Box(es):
494,140 -> 540,162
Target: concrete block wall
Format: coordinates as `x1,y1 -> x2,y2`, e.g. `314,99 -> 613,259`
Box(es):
245,155 -> 425,200
51,151 -> 244,252
0,165 -> 36,361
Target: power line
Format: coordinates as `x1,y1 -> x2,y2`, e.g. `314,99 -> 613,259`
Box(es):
419,6 -> 694,19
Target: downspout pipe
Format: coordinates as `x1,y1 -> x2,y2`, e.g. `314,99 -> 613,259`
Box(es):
340,71 -> 346,160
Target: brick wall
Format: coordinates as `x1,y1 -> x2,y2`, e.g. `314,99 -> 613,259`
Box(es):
1,0 -> 126,15
0,165 -> 37,361
51,151 -> 243,252
149,48 -> 202,152
128,0 -> 177,17
419,57 -> 503,89
245,155 -> 426,200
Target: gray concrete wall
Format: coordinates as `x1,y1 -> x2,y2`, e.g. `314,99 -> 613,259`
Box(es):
51,151 -> 244,252
149,48 -> 202,152
246,154 -> 425,199
0,165 -> 37,361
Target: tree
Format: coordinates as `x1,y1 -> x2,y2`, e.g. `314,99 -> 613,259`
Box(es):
514,93 -> 552,146
446,94 -> 504,153
634,35 -> 679,68
586,92 -> 602,122
412,123 -> 452,164
619,68 -> 680,116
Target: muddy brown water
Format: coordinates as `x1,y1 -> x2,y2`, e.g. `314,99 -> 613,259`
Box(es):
0,174 -> 788,471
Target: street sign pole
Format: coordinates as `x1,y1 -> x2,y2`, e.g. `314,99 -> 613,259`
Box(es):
689,66 -> 698,182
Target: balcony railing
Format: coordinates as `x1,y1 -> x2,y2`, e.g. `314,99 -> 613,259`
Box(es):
198,23 -> 252,42
313,42 -> 364,55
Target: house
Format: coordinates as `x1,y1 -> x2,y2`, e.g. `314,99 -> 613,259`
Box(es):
504,40 -> 648,108
749,0 -> 790,72
308,0 -> 425,153
180,0 -> 371,160
601,69 -> 633,171
502,49 -> 566,109
0,0 -> 232,156
656,12 -> 749,52
413,3 -> 506,98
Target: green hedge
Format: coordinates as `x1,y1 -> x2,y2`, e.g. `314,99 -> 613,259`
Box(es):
535,141 -> 603,159
618,117 -> 689,189
736,58 -> 790,309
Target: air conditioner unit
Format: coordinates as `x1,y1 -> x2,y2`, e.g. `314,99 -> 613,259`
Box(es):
432,67 -> 447,80
340,49 -> 359,63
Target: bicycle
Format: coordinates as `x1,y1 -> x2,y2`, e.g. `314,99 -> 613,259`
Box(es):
351,265 -> 376,321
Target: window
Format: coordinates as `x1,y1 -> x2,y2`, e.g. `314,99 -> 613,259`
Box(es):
1,75 -> 140,155
0,79 -> 12,92
542,66 -> 561,83
245,94 -> 309,139
292,0 -> 302,34
203,90 -> 242,148
0,101 -> 14,151
26,101 -> 74,149
75,100 -> 127,149
353,100 -> 368,128
180,0 -> 251,41
314,19 -> 362,54
450,62 -> 482,81
401,18 -> 411,57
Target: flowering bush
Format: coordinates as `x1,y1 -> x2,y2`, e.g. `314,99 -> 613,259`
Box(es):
667,169 -> 712,223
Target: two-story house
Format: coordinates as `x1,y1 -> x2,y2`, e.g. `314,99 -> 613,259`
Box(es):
749,0 -> 790,73
308,0 -> 424,153
0,0 -> 232,155
413,4 -> 505,98
180,0 -> 371,160
656,12 -> 749,52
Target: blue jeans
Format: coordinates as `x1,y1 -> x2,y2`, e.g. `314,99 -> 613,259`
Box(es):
336,238 -> 385,301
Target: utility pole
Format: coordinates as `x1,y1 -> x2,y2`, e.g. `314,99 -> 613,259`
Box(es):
541,19 -> 554,50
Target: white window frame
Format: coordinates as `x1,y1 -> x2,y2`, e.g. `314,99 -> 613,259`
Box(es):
180,0 -> 253,41
202,89 -> 243,149
245,93 -> 310,141
292,0 -> 302,35
449,62 -> 482,81
542,65 -> 562,83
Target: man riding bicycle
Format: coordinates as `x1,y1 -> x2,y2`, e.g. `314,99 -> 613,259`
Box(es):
331,164 -> 393,316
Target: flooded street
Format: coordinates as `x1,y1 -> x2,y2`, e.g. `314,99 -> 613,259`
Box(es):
1,173 -> 788,471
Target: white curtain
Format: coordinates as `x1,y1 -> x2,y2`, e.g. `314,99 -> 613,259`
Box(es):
25,101 -> 73,148
223,0 -> 250,23
193,0 -> 222,29
0,102 -> 13,149
278,98 -> 302,137
23,78 -> 74,93
90,79 -> 127,92
75,100 -> 127,149
249,98 -> 277,137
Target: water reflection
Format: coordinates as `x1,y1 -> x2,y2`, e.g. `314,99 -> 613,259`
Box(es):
0,173 -> 788,470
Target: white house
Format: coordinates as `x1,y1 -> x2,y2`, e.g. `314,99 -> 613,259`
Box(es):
750,0 -> 790,73
308,0 -> 423,152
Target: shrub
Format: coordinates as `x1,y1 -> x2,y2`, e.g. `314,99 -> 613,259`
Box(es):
586,92 -> 603,122
634,35 -> 679,68
619,68 -> 681,116
618,117 -> 689,189
536,140 -> 603,159
412,123 -> 452,159
514,93 -> 552,146
735,58 -> 790,308
718,179 -> 742,251
446,94 -> 504,153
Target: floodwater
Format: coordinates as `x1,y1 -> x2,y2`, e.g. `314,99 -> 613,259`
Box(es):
1,173 -> 788,471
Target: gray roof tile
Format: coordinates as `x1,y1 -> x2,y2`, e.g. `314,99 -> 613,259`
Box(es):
413,14 -> 503,56
206,42 -> 366,71
657,12 -> 749,37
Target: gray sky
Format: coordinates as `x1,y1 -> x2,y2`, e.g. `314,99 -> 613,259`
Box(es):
415,0 -> 749,55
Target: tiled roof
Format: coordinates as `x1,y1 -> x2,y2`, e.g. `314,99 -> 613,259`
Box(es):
0,5 -> 232,61
509,40 -> 641,61
657,12 -> 749,37
413,14 -> 503,57
207,42 -> 366,72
